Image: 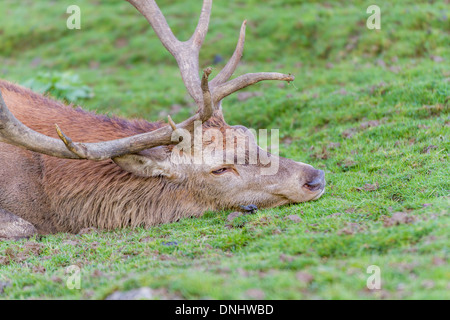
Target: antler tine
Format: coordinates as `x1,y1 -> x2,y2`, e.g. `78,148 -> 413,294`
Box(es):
127,1 -> 294,112
127,0 -> 212,108
0,2 -> 296,163
212,72 -> 295,104
210,20 -> 247,89
126,0 -> 180,56
0,90 -> 78,159
0,68 -> 217,161
0,88 -> 175,161
191,0 -> 213,49
206,19 -> 295,108
0,88 -> 172,160
200,67 -> 214,121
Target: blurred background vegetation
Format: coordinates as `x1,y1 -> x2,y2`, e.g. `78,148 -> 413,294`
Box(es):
0,0 -> 448,299
1,0 -> 447,121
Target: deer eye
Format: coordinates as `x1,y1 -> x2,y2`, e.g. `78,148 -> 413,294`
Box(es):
211,167 -> 230,175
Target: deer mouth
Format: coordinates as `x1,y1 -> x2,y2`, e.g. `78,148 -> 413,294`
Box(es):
311,188 -> 325,200
303,183 -> 323,192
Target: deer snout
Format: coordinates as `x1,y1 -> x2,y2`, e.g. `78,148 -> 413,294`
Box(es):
303,169 -> 325,192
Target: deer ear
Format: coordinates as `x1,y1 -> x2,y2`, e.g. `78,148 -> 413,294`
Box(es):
112,148 -> 173,178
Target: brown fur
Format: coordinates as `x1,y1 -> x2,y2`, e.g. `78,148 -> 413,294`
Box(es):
0,80 -> 325,235
0,80 -> 210,233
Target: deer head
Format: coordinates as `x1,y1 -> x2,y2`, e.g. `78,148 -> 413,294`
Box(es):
0,0 -> 325,218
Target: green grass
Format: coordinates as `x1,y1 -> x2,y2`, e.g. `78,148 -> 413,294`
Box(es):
0,0 -> 449,299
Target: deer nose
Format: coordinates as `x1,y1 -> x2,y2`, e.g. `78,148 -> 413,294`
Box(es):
303,169 -> 325,192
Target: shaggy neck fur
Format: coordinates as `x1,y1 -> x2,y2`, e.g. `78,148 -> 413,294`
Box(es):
42,159 -> 212,233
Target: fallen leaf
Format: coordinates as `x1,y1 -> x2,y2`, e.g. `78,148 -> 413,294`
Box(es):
62,240 -> 80,246
327,212 -> 342,218
296,271 -> 314,284
245,289 -> 266,299
139,236 -> 155,243
89,60 -> 100,69
383,212 -> 415,227
30,57 -> 41,67
376,59 -> 386,68
114,37 -> 129,48
159,254 -> 176,261
335,88 -> 348,95
286,215 -> 303,223
78,227 -> 98,235
369,81 -> 387,94
280,254 -> 294,263
430,55 -> 444,62
421,280 -> 435,289
0,256 -> 10,266
342,128 -> 358,139
282,136 -> 293,146
91,270 -> 104,278
0,281 -> 10,294
311,146 -> 329,160
360,120 -> 380,129
389,65 -> 401,73
23,242 -> 44,256
356,182 -> 379,192
328,142 -> 341,149
227,211 -> 242,222
340,159 -> 356,168
432,257 -> 446,266
237,268 -> 250,277
272,229 -> 282,235
32,265 -> 46,274
421,145 -> 438,154
337,223 -> 364,235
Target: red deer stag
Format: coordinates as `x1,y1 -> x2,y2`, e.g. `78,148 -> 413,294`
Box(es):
0,0 -> 325,239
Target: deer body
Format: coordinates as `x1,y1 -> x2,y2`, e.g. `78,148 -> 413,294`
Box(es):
0,0 -> 325,239
0,80 -> 208,233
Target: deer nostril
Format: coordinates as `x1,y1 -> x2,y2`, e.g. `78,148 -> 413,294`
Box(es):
303,169 -> 325,191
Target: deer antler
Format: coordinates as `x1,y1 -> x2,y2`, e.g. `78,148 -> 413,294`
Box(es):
126,0 -> 212,111
127,0 -> 294,110
0,68 -> 213,160
0,0 -> 294,161
208,20 -> 294,107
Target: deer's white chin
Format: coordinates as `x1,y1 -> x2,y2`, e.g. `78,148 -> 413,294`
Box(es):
283,187 -> 325,204
312,188 -> 325,201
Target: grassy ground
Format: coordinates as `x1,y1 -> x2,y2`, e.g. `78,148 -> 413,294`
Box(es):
0,0 -> 448,299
